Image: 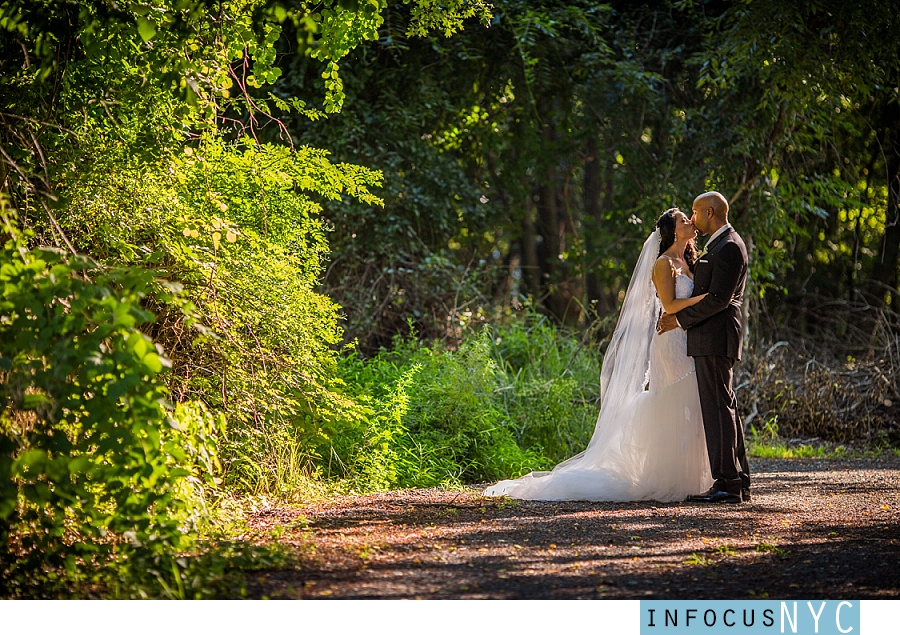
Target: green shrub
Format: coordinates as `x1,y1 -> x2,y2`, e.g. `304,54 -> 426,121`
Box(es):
337,334 -> 538,488
487,315 -> 601,462
0,211 -> 219,596
333,315 -> 602,490
50,123 -> 383,497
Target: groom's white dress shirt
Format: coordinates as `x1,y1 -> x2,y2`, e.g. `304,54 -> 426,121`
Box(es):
704,223 -> 731,248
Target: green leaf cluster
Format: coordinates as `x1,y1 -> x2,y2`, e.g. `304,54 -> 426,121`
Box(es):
0,209 -> 220,596
333,315 -> 600,489
45,104 -> 384,494
0,0 -> 500,595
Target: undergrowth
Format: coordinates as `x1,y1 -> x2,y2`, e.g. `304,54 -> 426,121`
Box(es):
329,315 -> 602,491
746,416 -> 899,459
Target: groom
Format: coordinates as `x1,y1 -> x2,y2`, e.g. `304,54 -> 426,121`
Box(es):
657,191 -> 751,504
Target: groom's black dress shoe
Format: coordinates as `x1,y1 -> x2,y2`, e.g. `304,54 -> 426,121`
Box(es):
686,487 -> 742,504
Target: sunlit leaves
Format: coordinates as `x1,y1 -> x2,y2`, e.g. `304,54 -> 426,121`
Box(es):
405,0 -> 492,38
0,210 -> 219,593
136,16 -> 156,42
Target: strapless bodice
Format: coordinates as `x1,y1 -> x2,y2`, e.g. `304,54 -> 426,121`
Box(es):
675,272 -> 694,299
648,272 -> 695,393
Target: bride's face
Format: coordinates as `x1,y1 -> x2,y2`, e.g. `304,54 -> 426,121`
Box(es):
673,211 -> 697,241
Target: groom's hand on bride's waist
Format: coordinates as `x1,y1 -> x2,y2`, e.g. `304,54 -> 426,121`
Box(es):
656,313 -> 679,334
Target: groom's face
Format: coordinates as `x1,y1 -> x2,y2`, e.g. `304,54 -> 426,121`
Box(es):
690,204 -> 712,235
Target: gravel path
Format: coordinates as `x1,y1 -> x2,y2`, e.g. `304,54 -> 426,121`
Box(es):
243,457 -> 900,599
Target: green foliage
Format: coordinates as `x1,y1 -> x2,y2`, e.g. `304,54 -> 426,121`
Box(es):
0,0 -> 491,206
697,0 -> 900,306
755,540 -> 787,558
3,0 -> 899,598
269,0 -> 386,113
0,210 -> 220,596
487,315 -> 601,461
337,334 -> 536,488
333,315 -> 601,489
748,417 -> 850,459
684,553 -> 713,567
49,113 -> 385,496
277,0 -> 900,342
265,0 -> 491,112
404,0 -> 493,38
0,0 -> 498,597
393,332 -> 541,484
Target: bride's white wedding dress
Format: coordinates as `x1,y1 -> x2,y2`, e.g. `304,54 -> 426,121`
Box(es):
483,232 -> 712,502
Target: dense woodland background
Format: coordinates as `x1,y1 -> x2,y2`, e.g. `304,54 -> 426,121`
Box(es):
1,0 -> 898,596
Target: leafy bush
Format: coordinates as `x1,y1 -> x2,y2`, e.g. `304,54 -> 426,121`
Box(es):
47,121 -> 384,497
337,335 -> 536,488
487,316 -> 602,462
333,315 -> 603,490
0,211 -> 219,596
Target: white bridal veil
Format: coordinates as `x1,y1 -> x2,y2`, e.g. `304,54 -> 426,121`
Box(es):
598,230 -> 662,414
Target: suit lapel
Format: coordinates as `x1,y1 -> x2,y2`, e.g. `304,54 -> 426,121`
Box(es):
705,226 -> 733,255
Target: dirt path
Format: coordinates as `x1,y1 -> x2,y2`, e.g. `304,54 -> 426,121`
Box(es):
243,457 -> 900,599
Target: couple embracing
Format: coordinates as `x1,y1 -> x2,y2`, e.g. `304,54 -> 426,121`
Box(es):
484,191 -> 751,504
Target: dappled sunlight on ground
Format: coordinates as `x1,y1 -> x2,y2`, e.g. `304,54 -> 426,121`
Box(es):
242,457 -> 900,599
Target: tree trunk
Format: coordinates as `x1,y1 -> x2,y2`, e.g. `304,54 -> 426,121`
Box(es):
869,175 -> 900,306
583,135 -> 605,318
869,105 -> 900,308
559,173 -> 583,326
536,176 -> 562,317
521,191 -> 541,301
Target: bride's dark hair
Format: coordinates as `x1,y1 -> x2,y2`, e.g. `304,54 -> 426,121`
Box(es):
656,208 -> 698,272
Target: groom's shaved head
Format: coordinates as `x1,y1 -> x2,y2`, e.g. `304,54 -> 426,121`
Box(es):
693,191 -> 729,220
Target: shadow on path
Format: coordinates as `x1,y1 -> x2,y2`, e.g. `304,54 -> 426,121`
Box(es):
242,457 -> 900,599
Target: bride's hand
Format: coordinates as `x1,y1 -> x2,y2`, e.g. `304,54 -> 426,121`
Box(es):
656,312 -> 679,334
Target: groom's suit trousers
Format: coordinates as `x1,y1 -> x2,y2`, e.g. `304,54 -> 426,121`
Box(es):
694,355 -> 750,493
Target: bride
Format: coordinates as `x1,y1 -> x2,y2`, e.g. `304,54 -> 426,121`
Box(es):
483,209 -> 713,501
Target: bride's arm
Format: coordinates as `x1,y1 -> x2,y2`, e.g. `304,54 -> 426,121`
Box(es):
652,258 -> 708,314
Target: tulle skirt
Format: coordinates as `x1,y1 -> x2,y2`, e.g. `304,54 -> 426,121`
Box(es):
483,366 -> 712,502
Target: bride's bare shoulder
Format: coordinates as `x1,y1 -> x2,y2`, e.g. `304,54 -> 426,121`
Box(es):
653,255 -> 677,278
651,256 -> 676,289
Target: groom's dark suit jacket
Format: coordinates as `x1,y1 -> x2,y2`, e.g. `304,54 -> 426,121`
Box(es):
677,227 -> 748,360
